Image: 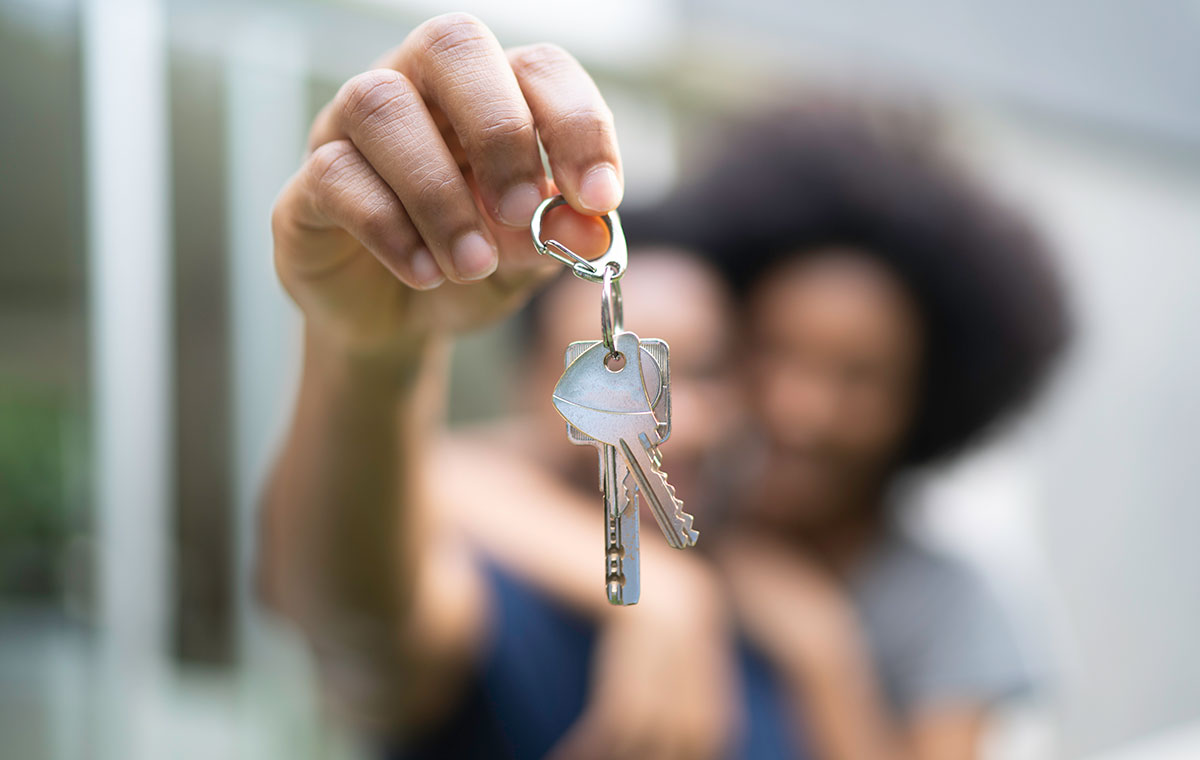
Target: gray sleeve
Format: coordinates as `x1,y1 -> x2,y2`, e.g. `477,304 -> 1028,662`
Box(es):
895,567 -> 1040,713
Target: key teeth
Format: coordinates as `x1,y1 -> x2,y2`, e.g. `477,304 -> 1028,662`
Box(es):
652,463 -> 699,547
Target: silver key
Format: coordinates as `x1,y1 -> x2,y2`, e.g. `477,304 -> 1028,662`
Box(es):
602,446 -> 638,604
532,195 -> 689,604
563,340 -> 669,605
553,331 -> 699,550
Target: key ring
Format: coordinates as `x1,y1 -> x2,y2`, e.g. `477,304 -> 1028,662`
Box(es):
600,262 -> 623,355
531,194 -> 627,283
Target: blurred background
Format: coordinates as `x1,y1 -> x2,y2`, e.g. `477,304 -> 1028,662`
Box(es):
2,0 -> 1199,758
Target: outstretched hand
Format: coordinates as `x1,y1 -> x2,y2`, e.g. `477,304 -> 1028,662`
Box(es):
272,12 -> 618,356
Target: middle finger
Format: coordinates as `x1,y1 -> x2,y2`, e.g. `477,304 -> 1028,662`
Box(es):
388,12 -> 548,228
327,68 -> 499,282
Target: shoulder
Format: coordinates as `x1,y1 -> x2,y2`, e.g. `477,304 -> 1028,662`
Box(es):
851,530 -> 1038,712
853,530 -> 995,628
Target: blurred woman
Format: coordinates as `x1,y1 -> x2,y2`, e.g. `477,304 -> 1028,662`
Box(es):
467,108 -> 1070,760
619,107 -> 1070,758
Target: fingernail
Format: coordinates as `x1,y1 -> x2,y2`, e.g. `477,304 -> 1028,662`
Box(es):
578,165 -> 622,214
451,231 -> 498,280
496,182 -> 543,227
409,246 -> 444,289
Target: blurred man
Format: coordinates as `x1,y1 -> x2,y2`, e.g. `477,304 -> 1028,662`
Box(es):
428,250 -> 746,759
260,13 -> 1068,759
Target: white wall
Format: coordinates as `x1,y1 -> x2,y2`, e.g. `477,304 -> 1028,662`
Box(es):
935,108 -> 1200,756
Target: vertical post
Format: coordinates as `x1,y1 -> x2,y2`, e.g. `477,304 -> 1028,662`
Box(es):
223,15 -> 320,753
82,0 -> 171,756
224,8 -> 307,655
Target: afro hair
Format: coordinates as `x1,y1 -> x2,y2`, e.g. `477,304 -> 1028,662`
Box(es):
622,101 -> 1071,466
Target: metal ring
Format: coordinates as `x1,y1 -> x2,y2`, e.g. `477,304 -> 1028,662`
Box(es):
530,194 -> 627,283
600,262 -> 624,354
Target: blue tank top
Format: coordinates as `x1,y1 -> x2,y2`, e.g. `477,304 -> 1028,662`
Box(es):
386,562 -> 810,759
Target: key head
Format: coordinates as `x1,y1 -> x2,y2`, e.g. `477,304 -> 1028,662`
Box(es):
553,332 -> 661,446
563,338 -> 671,446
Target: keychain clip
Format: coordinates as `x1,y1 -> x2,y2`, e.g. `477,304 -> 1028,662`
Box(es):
530,194 -> 627,283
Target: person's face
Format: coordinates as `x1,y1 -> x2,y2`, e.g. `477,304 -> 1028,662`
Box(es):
743,249 -> 922,529
534,249 -> 740,508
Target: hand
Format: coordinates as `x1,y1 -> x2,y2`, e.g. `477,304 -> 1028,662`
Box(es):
272,13 -> 620,356
718,535 -> 861,680
548,572 -> 740,760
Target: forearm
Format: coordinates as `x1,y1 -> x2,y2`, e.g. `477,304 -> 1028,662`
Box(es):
258,327 -> 447,643
784,636 -> 912,760
437,434 -> 720,622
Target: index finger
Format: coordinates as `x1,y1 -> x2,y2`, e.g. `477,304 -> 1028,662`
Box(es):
506,43 -> 624,216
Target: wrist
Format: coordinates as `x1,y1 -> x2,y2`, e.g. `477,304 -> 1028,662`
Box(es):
304,323 -> 444,395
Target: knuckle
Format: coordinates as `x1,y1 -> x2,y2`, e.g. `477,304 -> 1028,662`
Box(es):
547,105 -> 615,152
337,69 -> 417,130
410,170 -> 459,209
418,12 -> 490,59
306,140 -> 360,209
474,110 -> 535,151
509,42 -> 574,78
358,200 -> 399,246
564,102 -> 615,131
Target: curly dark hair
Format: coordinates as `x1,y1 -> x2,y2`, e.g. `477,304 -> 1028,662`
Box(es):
622,101 -> 1071,466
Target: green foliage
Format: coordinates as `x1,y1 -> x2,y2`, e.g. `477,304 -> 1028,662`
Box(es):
0,382 -> 86,597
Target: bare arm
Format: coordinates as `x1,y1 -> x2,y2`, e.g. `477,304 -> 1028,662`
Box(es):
256,11 -> 623,733
795,652 -> 986,760
259,332 -> 488,730
435,432 -> 716,619
723,538 -> 988,760
783,629 -> 918,760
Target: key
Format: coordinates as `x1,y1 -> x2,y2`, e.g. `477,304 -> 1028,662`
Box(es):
602,445 -> 638,604
563,339 -> 669,605
553,331 -> 699,550
556,333 -> 696,549
530,194 -> 695,603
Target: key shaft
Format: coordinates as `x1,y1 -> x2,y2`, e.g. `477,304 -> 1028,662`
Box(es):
602,444 -> 640,604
